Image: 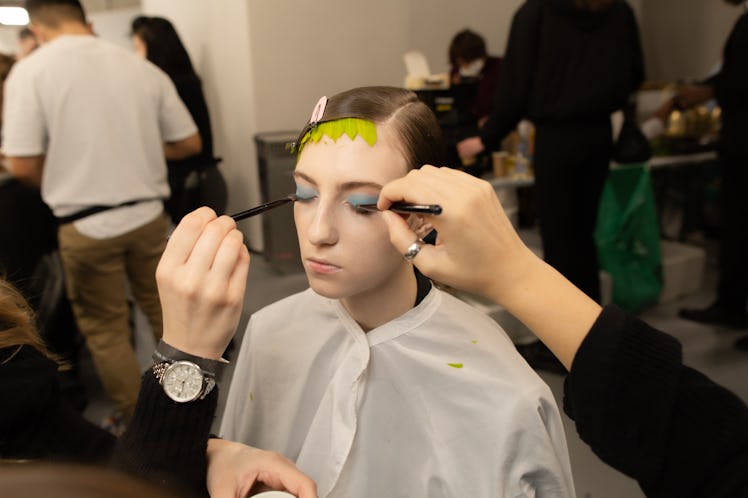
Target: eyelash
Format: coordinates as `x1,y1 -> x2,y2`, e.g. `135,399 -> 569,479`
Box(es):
350,203 -> 375,216
295,185 -> 376,216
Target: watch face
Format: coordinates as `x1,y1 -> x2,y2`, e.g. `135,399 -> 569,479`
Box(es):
163,361 -> 203,402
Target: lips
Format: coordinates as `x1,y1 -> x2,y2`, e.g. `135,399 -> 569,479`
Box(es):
305,258 -> 341,275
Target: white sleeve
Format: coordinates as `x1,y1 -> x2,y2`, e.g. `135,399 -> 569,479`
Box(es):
503,389 -> 577,498
155,70 -> 198,143
2,66 -> 48,157
219,316 -> 256,441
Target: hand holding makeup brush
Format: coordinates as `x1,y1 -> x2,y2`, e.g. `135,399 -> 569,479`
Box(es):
378,165 -> 532,304
379,166 -> 599,370
155,207 -> 250,360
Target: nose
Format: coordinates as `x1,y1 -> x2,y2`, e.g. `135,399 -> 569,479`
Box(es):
306,200 -> 339,247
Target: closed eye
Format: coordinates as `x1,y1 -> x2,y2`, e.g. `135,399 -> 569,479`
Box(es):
295,184 -> 318,202
346,194 -> 379,216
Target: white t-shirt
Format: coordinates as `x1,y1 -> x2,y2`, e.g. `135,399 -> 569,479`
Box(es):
2,35 -> 197,238
221,287 -> 576,498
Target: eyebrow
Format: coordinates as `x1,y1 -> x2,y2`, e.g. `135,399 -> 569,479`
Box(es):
293,171 -> 383,192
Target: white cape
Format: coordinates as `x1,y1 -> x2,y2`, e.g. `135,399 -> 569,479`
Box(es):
221,287 -> 575,498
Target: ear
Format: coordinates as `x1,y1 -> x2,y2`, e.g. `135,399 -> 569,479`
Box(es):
28,24 -> 46,43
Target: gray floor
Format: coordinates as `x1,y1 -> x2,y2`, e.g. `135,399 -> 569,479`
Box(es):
81,230 -> 748,498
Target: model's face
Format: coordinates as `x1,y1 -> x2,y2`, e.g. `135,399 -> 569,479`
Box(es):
131,34 -> 147,58
293,126 -> 410,300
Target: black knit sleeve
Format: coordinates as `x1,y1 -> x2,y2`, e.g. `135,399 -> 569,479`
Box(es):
111,370 -> 218,498
563,305 -> 748,497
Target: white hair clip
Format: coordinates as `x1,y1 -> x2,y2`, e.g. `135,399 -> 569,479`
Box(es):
309,96 -> 328,126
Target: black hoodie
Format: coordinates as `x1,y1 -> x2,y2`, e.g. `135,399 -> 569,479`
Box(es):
480,0 -> 644,149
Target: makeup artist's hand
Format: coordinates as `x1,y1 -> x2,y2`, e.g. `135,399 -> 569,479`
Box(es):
207,439 -> 318,498
379,166 -> 601,370
378,165 -> 535,304
156,207 -> 250,360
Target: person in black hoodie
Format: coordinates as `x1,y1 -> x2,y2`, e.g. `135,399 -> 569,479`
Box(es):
678,0 -> 748,343
131,16 -> 223,223
458,0 -> 643,304
457,0 -> 643,371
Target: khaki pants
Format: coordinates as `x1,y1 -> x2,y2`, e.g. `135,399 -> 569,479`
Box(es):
58,214 -> 167,419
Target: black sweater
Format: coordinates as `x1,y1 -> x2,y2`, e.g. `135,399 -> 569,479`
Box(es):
0,347 -> 115,462
564,306 -> 748,498
0,346 -> 217,497
480,0 -> 644,149
712,10 -> 748,159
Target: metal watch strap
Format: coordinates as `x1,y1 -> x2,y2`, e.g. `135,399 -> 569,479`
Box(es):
153,339 -> 227,378
152,361 -> 216,401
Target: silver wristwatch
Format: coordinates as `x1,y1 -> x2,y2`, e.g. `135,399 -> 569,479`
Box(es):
152,360 -> 216,403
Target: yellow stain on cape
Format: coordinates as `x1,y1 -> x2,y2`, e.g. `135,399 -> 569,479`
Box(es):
447,363 -> 464,369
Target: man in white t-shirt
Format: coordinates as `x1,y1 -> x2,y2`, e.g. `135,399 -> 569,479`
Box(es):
2,0 -> 201,428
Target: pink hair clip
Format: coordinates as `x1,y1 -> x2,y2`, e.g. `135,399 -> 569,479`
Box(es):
309,96 -> 327,126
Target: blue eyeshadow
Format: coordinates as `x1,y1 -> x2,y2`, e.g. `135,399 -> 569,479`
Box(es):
295,184 -> 318,200
346,194 -> 379,207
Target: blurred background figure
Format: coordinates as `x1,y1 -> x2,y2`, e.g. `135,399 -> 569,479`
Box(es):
0,51 -> 80,386
448,28 -> 502,129
131,15 -> 226,224
3,0 -> 201,434
678,0 -> 748,346
0,52 -> 55,299
457,0 -> 644,371
459,0 -> 643,304
0,464 -> 179,498
0,278 -> 114,462
436,29 -> 504,176
16,27 -> 39,60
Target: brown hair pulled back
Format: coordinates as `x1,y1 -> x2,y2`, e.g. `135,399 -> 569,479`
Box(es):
297,86 -> 444,170
0,278 -> 57,364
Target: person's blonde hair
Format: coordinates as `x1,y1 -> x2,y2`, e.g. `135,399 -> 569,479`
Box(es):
0,278 -> 58,365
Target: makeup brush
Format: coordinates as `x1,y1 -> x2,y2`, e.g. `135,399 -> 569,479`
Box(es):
230,196 -> 296,221
230,197 -> 442,222
354,202 -> 442,215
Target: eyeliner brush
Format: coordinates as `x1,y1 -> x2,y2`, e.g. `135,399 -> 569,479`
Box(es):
356,202 -> 442,215
230,196 -> 296,222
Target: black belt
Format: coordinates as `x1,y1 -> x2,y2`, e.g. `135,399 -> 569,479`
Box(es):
56,197 -> 163,225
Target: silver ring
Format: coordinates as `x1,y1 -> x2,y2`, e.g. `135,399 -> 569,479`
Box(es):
403,239 -> 425,261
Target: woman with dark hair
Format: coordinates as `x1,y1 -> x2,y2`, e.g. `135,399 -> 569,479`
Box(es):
131,16 -> 222,223
448,29 -> 502,126
187,86 -> 576,498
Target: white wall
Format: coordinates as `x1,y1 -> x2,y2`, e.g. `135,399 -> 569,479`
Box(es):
248,0 -> 524,132
641,0 -> 740,80
142,0 -> 263,245
0,28 -> 19,55
89,7 -> 142,48
138,0 -> 740,248
141,0 -> 526,248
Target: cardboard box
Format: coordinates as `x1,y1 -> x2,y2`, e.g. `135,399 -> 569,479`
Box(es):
659,240 -> 706,302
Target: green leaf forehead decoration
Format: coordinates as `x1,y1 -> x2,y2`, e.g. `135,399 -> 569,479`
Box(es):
297,118 -> 378,157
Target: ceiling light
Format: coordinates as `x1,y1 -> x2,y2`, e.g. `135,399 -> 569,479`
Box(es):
0,6 -> 29,26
